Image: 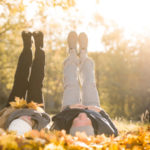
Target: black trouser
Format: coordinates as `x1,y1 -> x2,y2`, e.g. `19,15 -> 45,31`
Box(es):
7,46 -> 45,105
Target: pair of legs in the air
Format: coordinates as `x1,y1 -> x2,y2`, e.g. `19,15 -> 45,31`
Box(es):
62,31 -> 101,133
7,31 -> 45,106
62,31 -> 100,108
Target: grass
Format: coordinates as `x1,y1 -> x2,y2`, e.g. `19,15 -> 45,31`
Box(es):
114,119 -> 145,133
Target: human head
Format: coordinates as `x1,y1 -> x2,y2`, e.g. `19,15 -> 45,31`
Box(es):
69,113 -> 94,136
8,115 -> 34,136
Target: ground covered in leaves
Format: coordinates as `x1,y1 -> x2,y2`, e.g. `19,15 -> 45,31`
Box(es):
0,125 -> 149,150
0,98 -> 149,149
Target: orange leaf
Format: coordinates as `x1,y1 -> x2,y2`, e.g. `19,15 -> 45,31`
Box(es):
10,97 -> 27,108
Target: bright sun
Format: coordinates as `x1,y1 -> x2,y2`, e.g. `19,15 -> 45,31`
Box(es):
24,0 -> 150,51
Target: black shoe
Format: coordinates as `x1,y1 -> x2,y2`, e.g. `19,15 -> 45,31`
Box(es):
33,31 -> 44,49
22,31 -> 32,49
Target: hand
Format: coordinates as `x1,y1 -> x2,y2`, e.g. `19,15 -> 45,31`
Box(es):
70,104 -> 86,109
86,106 -> 102,112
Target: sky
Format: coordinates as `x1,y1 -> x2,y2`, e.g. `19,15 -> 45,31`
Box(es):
75,0 -> 150,51
24,0 -> 150,51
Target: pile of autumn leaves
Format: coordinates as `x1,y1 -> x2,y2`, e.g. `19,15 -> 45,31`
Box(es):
0,127 -> 149,150
0,98 -> 149,150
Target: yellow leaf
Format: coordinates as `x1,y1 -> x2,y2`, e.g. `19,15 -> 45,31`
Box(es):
27,101 -> 44,111
10,97 -> 27,108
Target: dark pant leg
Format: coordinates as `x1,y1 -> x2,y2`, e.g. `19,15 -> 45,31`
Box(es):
7,48 -> 32,106
27,49 -> 45,104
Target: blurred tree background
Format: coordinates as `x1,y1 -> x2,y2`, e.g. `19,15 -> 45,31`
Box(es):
0,0 -> 150,120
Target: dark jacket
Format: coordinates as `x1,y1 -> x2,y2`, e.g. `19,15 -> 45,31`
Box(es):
5,108 -> 50,130
51,108 -> 118,137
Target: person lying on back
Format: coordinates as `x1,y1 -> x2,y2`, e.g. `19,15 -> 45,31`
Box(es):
51,31 -> 118,137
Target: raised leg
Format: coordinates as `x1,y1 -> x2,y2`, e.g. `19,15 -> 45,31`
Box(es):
27,31 -> 45,104
62,31 -> 80,108
7,31 -> 32,106
79,32 -> 100,107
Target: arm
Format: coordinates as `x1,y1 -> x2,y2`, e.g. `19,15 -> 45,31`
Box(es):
62,104 -> 86,110
87,106 -> 118,136
63,104 -> 101,111
86,105 -> 102,113
100,110 -> 118,136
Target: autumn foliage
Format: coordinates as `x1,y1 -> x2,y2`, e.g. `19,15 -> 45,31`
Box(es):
0,98 -> 149,149
10,97 -> 44,111
0,126 -> 149,150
